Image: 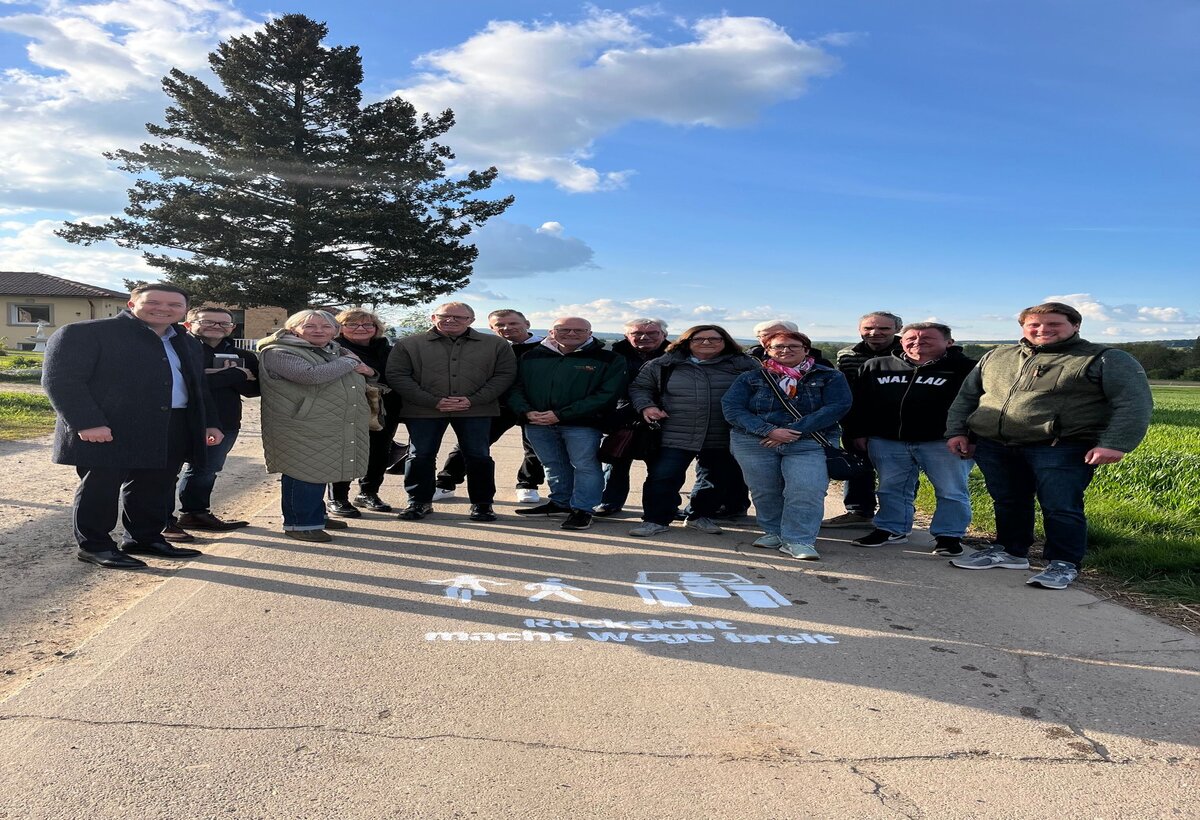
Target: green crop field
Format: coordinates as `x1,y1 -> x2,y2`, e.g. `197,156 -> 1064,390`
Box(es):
919,385 -> 1200,602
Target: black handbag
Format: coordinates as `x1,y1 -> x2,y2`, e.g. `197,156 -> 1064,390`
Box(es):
598,420 -> 661,463
758,368 -> 870,481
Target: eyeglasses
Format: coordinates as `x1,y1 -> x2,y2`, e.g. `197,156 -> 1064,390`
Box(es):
767,345 -> 806,352
691,337 -> 724,345
197,320 -> 234,328
434,314 -> 472,322
342,322 -> 376,329
553,328 -> 589,334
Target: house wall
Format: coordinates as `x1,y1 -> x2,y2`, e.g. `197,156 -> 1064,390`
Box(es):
3,295 -> 127,348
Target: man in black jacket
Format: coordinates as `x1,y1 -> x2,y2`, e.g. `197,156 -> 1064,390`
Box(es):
842,322 -> 977,554
169,306 -> 259,534
42,284 -> 223,569
824,311 -> 905,528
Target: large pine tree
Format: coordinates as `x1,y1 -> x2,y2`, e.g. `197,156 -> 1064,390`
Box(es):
59,14 -> 512,314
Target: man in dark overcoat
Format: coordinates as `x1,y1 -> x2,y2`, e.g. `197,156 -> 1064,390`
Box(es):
42,283 -> 223,569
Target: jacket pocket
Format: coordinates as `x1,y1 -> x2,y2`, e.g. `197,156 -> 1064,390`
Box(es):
294,395 -> 315,420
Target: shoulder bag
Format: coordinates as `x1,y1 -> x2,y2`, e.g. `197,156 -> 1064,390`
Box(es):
757,369 -> 870,481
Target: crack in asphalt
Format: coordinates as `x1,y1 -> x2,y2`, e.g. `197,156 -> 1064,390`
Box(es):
848,765 -> 924,819
1016,654 -> 1114,763
2,713 -> 1189,767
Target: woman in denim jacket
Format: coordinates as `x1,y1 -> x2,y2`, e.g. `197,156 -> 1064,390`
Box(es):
722,331 -> 852,559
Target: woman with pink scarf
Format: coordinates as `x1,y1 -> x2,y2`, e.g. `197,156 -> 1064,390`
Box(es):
721,331 -> 852,560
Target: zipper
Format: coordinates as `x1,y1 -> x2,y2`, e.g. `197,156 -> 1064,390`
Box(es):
896,362 -> 919,440
997,351 -> 1041,440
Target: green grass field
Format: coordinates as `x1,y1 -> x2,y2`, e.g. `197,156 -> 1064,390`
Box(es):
0,351 -> 44,383
918,385 -> 1200,602
0,391 -> 56,441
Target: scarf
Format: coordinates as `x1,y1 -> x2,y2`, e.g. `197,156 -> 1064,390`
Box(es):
764,356 -> 816,398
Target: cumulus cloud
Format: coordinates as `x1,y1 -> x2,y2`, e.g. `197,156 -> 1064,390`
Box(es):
395,10 -> 839,192
0,217 -> 152,286
470,219 -> 596,277
0,0 -> 256,212
458,286 -> 509,301
1042,293 -> 1199,325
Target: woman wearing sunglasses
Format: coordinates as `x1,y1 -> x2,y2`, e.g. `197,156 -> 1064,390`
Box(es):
722,331 -> 851,560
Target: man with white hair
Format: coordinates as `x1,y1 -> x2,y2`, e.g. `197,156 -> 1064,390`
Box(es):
595,317 -> 670,516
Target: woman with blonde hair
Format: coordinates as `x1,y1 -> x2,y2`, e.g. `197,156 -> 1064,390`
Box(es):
258,310 -> 373,542
326,308 -> 404,516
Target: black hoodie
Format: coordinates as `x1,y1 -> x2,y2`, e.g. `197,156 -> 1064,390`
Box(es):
844,348 -> 977,441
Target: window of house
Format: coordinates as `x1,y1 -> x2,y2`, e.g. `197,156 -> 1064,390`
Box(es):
9,303 -> 53,325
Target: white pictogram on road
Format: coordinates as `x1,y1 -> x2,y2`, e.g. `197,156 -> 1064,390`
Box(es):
525,577 -> 584,603
426,575 -> 508,602
633,571 -> 792,609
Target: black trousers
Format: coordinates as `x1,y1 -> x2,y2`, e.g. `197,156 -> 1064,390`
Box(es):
436,411 -> 544,490
73,410 -> 190,552
329,416 -> 403,500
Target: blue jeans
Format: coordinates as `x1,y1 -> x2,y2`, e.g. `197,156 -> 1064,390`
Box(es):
730,431 -> 829,547
868,438 -> 972,538
176,429 -> 239,514
524,425 -> 603,512
600,457 -> 633,510
972,438 -> 1096,566
281,475 -> 327,531
642,446 -> 743,525
404,417 -> 495,505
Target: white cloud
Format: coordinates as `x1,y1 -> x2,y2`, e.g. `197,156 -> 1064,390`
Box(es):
0,0 -> 256,212
471,219 -> 595,277
395,10 -> 839,192
1043,293 -> 1199,325
526,297 -> 790,335
458,286 -> 509,301
0,217 -> 152,286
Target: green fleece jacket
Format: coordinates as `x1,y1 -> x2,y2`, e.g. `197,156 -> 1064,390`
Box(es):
507,339 -> 627,428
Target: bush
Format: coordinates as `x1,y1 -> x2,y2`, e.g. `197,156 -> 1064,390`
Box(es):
7,356 -> 41,369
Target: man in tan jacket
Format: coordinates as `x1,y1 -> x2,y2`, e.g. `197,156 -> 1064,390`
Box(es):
386,302 -> 517,521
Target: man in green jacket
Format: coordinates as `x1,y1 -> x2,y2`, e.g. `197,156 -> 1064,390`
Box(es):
944,302 -> 1152,589
509,316 -> 626,531
387,302 -> 517,522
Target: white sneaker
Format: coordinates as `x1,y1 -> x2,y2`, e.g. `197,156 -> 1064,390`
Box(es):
629,522 -> 670,537
685,517 -> 723,534
752,534 -> 784,549
779,543 -> 820,560
431,488 -> 456,502
515,488 -> 541,504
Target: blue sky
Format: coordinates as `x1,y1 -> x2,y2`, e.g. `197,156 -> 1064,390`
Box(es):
1,1 -> 1197,340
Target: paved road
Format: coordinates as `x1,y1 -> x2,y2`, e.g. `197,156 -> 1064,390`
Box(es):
1,429 -> 1196,818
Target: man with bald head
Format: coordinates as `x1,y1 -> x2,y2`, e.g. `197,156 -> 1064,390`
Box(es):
508,316 -> 626,531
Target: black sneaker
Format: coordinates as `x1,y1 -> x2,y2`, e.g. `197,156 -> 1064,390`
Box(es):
561,510 -> 593,530
851,528 -> 908,548
327,499 -> 362,518
932,536 -> 964,556
353,493 -> 392,512
469,504 -> 497,522
397,503 -> 434,521
514,501 -> 571,516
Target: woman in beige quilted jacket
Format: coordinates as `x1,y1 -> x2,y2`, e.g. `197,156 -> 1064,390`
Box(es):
258,310 -> 373,542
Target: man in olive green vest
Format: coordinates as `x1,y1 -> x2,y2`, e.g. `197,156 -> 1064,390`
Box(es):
944,302 -> 1152,589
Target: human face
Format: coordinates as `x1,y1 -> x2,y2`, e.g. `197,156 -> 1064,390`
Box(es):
431,306 -> 475,337
340,316 -> 378,344
549,319 -> 591,352
901,329 -> 951,364
1022,313 -> 1079,346
626,323 -> 664,352
129,290 -> 187,332
766,339 -> 809,367
688,330 -> 726,360
859,317 -> 899,351
294,318 -> 337,347
489,312 -> 532,342
187,311 -> 236,345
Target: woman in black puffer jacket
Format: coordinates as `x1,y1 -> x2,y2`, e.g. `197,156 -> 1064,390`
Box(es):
626,324 -> 758,537
326,308 -> 404,516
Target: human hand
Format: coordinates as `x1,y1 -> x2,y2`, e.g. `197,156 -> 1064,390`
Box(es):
352,363 -> 374,376
437,397 -> 471,412
947,436 -> 975,458
206,428 -> 225,446
239,367 -> 257,381
765,428 -> 802,443
1084,446 -> 1125,465
643,407 -> 669,422
78,426 -> 113,443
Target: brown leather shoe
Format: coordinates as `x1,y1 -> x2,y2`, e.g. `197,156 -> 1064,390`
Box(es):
161,521 -> 195,542
177,511 -> 249,531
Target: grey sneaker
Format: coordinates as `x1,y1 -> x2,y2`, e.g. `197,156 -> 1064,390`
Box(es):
752,534 -> 784,549
779,543 -> 820,560
821,512 -> 874,528
950,546 -> 1030,570
1026,560 -> 1079,590
686,516 -> 723,534
629,521 -> 671,537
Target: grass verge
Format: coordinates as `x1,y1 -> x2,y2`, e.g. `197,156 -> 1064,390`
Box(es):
0,391 -> 56,440
917,385 -> 1200,608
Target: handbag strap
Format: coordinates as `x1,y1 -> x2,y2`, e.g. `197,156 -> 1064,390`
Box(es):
756,365 -> 835,449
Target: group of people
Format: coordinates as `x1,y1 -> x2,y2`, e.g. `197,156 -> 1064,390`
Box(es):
42,284 -> 1153,592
